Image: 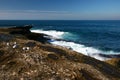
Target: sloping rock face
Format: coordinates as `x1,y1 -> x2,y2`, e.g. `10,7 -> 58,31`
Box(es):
0,26 -> 120,80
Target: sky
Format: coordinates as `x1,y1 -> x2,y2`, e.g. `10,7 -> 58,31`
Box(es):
0,0 -> 120,20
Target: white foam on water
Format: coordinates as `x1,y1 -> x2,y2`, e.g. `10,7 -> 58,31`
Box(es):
50,41 -> 104,60
31,29 -> 68,39
31,29 -> 120,61
50,40 -> 120,61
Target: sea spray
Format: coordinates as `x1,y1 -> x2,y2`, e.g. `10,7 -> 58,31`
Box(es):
31,29 -> 67,39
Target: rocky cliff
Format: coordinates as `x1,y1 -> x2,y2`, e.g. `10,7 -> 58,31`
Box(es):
0,26 -> 120,80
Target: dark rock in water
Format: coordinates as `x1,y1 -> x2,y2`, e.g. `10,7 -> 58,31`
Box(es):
9,25 -> 33,35
99,54 -> 120,58
8,25 -> 50,43
0,34 -> 13,42
25,33 -> 50,43
9,25 -> 33,30
47,54 -> 59,60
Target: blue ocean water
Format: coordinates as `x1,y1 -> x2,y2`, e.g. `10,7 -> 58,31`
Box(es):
0,20 -> 120,60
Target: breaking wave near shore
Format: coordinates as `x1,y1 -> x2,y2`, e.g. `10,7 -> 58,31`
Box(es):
31,29 -> 120,61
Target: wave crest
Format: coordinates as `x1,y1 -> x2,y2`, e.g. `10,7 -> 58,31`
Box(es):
31,29 -> 68,39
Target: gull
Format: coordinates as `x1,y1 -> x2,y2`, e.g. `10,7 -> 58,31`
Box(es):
13,44 -> 17,48
6,42 -> 9,46
26,47 -> 30,50
22,47 -> 26,50
22,47 -> 30,51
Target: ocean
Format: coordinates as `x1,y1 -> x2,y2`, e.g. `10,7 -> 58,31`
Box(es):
0,20 -> 120,60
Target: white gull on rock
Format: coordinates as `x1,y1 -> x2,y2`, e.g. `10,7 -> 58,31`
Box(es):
13,44 -> 17,48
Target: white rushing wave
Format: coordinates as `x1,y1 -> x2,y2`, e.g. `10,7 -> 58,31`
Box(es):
31,29 -> 120,61
50,41 -> 120,60
50,41 -> 107,60
31,29 -> 68,39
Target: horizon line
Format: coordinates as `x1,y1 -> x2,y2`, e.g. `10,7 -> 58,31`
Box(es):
0,19 -> 120,21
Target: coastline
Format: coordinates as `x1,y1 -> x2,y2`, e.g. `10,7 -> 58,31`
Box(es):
0,25 -> 120,79
31,28 -> 120,61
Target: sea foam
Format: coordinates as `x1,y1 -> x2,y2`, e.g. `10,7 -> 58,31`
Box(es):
31,29 -> 67,39
31,29 -> 120,61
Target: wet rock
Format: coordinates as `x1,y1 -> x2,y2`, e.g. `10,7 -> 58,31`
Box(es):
9,25 -> 33,35
99,54 -> 120,58
2,25 -> 50,43
25,33 -> 50,43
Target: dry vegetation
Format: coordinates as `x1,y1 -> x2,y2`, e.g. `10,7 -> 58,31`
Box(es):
0,27 -> 120,80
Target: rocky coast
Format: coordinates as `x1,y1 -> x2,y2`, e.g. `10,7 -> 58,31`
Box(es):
0,25 -> 120,80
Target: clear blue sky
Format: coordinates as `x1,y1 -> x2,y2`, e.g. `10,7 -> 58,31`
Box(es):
0,0 -> 120,20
